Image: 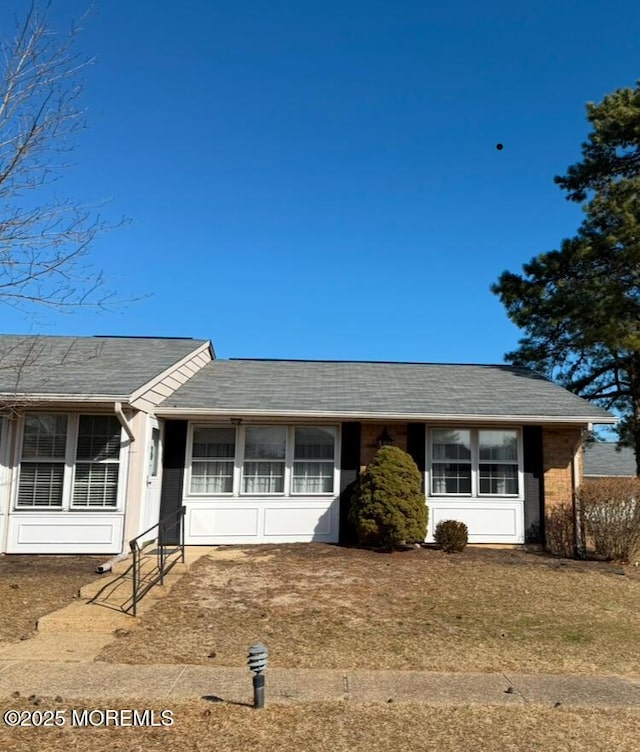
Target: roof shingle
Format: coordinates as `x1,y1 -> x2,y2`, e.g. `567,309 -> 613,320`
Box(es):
0,335 -> 209,397
583,443 -> 636,476
158,359 -> 615,421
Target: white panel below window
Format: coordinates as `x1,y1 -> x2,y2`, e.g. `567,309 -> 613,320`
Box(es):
427,500 -> 524,544
188,507 -> 260,538
264,506 -> 333,537
184,498 -> 339,544
6,514 -> 124,553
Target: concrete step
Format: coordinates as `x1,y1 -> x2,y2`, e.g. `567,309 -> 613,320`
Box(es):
79,561 -> 187,599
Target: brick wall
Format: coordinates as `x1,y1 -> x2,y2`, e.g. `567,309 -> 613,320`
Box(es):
360,423 -> 408,468
542,426 -> 583,507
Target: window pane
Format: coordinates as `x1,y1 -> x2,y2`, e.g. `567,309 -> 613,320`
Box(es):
479,464 -> 519,495
191,461 -> 234,493
17,463 -> 64,507
73,464 -> 119,507
294,428 -> 335,460
193,427 -> 235,459
479,430 -> 518,462
292,461 -> 334,493
244,427 -> 286,460
431,463 -> 471,494
22,414 -> 67,459
243,461 -> 285,493
149,427 -> 160,477
432,429 -> 471,461
76,415 -> 121,461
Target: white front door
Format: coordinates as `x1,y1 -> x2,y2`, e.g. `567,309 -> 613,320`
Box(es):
141,417 -> 162,539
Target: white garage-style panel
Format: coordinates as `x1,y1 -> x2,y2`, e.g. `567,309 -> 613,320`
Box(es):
184,498 -> 339,545
6,513 -> 124,554
427,500 -> 524,544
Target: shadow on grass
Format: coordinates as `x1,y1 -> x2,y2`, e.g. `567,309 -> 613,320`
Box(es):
202,695 -> 252,708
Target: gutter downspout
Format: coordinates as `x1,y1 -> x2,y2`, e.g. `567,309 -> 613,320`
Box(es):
95,550 -> 129,574
572,428 -> 587,559
114,402 -> 135,442
112,402 -> 136,559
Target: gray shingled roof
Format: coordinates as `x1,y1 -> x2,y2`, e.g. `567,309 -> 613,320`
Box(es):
0,335 -> 209,397
158,359 -> 615,421
583,443 -> 636,476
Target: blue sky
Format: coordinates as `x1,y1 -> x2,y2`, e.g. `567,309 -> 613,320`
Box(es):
3,0 -> 640,362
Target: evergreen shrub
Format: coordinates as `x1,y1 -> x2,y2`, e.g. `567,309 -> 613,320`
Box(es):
434,519 -> 468,553
349,445 -> 427,550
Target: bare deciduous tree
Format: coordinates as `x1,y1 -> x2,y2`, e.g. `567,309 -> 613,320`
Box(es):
0,1 -> 117,313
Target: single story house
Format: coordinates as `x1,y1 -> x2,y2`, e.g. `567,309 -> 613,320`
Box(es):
0,334 -> 616,554
583,442 -> 636,479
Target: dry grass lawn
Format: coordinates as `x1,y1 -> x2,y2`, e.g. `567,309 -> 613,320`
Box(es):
98,544 -> 640,674
0,698 -> 639,752
0,555 -> 103,643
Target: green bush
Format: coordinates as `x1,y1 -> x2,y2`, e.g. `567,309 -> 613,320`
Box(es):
579,477 -> 640,562
544,503 -> 576,558
434,519 -> 468,553
348,445 -> 427,549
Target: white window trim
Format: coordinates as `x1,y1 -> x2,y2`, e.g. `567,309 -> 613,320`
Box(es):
187,424 -> 236,496
290,425 -> 338,497
13,412 -> 126,512
241,425 -> 287,496
185,423 -> 339,498
426,426 -> 524,500
429,427 -> 473,497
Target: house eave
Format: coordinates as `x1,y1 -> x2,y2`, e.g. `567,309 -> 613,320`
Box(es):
0,393 -> 130,404
154,407 -> 618,424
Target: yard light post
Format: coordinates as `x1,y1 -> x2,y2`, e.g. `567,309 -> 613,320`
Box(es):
247,643 -> 268,708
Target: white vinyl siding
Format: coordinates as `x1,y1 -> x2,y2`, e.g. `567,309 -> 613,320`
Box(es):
16,413 -> 123,510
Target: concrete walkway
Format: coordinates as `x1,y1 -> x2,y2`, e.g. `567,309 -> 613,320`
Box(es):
0,545 -> 220,662
0,661 -> 639,708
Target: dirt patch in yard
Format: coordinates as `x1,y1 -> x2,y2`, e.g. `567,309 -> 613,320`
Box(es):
0,555 -> 103,643
0,698 -> 639,752
97,544 -> 640,674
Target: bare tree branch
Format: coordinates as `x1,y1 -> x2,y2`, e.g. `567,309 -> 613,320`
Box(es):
0,1 -> 124,313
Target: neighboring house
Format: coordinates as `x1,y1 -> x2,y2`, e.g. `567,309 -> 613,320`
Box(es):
0,335 -> 213,554
583,442 -> 637,479
0,336 -> 616,554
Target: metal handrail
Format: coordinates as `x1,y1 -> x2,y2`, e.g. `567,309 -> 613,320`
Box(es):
129,505 -> 186,616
